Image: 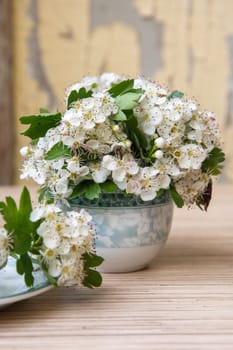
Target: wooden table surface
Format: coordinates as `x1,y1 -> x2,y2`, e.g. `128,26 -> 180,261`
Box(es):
0,185 -> 233,350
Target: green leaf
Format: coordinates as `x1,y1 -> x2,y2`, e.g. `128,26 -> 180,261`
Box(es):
108,79 -> 134,97
116,91 -> 142,110
67,90 -> 79,108
17,186 -> 34,240
76,87 -> 93,99
126,115 -> 148,150
39,107 -> 49,114
38,187 -> 54,203
14,232 -> 32,255
168,90 -> 184,100
82,269 -> 102,288
169,186 -> 184,208
156,189 -> 165,198
201,147 -> 225,176
0,188 -> 38,255
0,197 -> 18,232
17,253 -> 34,287
19,187 -> 32,220
100,181 -> 118,193
111,110 -> 127,121
69,181 -> 102,201
45,141 -> 72,160
126,88 -> 145,94
85,183 -> 101,200
83,252 -> 104,268
16,257 -> 25,275
67,88 -> 93,108
69,183 -> 86,200
25,272 -> 34,287
20,112 -> 62,139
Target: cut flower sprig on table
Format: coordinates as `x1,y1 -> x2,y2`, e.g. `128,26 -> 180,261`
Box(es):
20,73 -> 225,209
0,187 -> 103,288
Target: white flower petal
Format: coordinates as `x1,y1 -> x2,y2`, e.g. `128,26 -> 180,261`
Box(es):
102,155 -> 117,171
140,189 -> 157,201
112,167 -> 126,182
48,259 -> 61,277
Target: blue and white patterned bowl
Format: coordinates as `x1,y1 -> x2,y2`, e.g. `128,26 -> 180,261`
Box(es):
69,191 -> 173,273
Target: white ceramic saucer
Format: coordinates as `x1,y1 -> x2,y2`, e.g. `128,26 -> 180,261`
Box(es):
0,257 -> 53,309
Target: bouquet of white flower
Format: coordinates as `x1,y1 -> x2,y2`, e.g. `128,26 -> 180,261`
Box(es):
0,72 -> 225,288
20,73 -> 224,209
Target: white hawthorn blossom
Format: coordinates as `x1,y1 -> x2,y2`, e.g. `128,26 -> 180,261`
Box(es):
20,73 -> 223,206
176,144 -> 207,170
134,103 -> 163,136
90,162 -> 111,183
127,167 -> 170,201
102,154 -> 139,183
30,204 -> 96,286
175,170 -> 211,206
63,92 -> 118,131
0,228 -> 10,268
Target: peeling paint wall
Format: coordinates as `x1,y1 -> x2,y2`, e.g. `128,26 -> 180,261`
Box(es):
13,0 -> 233,182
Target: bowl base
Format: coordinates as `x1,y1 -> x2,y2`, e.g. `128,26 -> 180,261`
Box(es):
96,243 -> 165,273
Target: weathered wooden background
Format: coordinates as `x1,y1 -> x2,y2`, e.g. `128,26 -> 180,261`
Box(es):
0,0 -> 233,183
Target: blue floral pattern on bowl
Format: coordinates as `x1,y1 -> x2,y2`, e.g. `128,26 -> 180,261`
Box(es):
69,191 -> 173,249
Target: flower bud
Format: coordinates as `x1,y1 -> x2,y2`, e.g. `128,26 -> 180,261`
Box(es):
154,150 -> 164,159
155,137 -> 166,148
20,146 -> 29,157
112,125 -> 120,132
125,140 -> 132,148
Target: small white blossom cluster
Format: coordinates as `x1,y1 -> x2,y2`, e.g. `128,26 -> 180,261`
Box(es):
20,73 -> 222,206
30,204 -> 96,286
0,228 -> 10,268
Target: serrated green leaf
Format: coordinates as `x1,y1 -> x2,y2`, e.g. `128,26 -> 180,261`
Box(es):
19,187 -> 32,219
16,253 -> 34,286
169,186 -> 184,208
69,183 -> 86,200
0,188 -> 37,255
116,92 -> 142,110
100,181 -> 118,193
201,147 -> 225,175
76,87 -> 93,99
83,252 -> 104,268
85,183 -> 101,200
111,110 -> 127,121
67,88 -> 93,108
45,141 -> 72,160
67,90 -> 79,108
20,112 -> 62,139
0,197 -> 18,232
168,90 -> 184,100
17,187 -> 34,237
82,269 -> 102,288
14,233 -> 32,255
108,79 -> 134,97
70,181 -> 101,200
